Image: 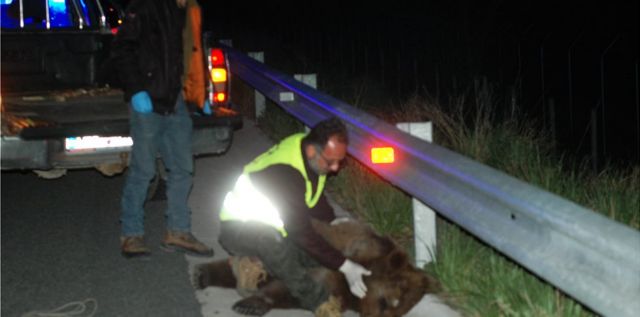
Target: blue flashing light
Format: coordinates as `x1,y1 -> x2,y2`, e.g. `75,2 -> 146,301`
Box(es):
49,0 -> 72,28
1,0 -> 18,28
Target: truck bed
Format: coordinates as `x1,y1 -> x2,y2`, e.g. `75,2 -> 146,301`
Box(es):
1,87 -> 242,173
1,87 -> 241,139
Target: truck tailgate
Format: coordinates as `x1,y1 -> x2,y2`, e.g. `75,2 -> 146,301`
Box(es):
1,88 -> 241,139
1,88 -> 242,172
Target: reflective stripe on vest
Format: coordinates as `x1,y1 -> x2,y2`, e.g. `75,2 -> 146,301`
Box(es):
220,174 -> 286,236
219,133 -> 327,237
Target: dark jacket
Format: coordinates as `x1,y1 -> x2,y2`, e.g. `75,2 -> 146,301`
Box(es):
250,143 -> 346,270
111,0 -> 186,114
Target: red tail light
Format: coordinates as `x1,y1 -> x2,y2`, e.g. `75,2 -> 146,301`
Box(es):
214,92 -> 226,103
207,47 -> 230,107
210,48 -> 225,67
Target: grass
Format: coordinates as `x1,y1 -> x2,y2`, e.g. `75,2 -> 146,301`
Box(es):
390,91 -> 639,229
250,75 -> 639,316
328,157 -> 414,248
433,219 -> 590,317
255,100 -> 306,140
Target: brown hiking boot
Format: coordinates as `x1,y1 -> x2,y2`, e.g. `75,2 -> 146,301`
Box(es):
161,231 -> 213,257
229,256 -> 267,297
314,295 -> 342,317
120,236 -> 151,258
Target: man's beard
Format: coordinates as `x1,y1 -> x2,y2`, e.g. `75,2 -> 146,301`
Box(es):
308,154 -> 327,175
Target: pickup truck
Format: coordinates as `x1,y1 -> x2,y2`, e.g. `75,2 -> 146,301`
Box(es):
1,0 -> 242,179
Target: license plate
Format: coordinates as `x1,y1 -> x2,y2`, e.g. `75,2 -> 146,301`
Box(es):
65,135 -> 133,153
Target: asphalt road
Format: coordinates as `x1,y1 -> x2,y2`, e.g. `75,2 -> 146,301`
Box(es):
1,164 -> 202,316
1,119 -> 460,317
1,121 -> 270,317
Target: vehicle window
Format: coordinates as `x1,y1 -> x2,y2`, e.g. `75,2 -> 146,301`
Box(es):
0,0 -> 123,30
100,0 -> 126,33
49,0 -> 74,28
2,0 -> 42,29
78,0 -> 92,27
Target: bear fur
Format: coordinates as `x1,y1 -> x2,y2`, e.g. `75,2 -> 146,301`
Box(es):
193,218 -> 439,317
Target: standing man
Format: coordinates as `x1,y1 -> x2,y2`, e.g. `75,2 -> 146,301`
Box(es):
218,117 -> 371,317
112,0 -> 212,258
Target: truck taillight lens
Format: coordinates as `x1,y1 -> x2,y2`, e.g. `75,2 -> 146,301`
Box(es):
210,48 -> 225,67
210,68 -> 227,83
207,47 -> 230,107
214,92 -> 226,103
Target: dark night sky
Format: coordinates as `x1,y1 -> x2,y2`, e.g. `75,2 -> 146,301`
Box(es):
201,0 -> 639,165
203,1 -> 637,38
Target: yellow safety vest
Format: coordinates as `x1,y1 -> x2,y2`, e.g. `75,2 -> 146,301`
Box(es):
219,133 -> 327,236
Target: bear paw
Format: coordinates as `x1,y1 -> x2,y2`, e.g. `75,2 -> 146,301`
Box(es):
192,264 -> 209,290
232,296 -> 273,316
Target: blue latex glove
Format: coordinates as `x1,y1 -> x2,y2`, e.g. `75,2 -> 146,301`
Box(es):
131,91 -> 153,113
194,100 -> 212,116
202,100 -> 212,115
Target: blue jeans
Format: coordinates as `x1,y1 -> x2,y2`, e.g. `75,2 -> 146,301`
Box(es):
121,95 -> 194,237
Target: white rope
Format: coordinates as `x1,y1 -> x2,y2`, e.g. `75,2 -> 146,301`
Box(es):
21,298 -> 97,317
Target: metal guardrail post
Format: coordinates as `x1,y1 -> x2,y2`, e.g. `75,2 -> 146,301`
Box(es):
294,73 -> 317,133
248,52 -> 266,118
397,122 -> 436,267
224,44 -> 640,317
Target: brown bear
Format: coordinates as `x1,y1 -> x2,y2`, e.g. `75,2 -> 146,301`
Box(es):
193,218 -> 439,317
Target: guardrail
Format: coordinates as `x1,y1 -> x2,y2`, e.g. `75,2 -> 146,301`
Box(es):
224,44 -> 640,317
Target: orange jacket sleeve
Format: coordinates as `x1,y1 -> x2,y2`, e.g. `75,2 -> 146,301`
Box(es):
182,1 -> 206,108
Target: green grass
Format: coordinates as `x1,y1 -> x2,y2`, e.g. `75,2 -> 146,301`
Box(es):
433,219 -> 590,317
253,78 -> 639,317
328,158 -> 414,247
255,100 -> 306,141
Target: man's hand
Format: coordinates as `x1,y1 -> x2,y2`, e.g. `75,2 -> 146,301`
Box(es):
194,100 -> 212,116
338,259 -> 371,298
131,91 -> 153,113
202,100 -> 212,115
